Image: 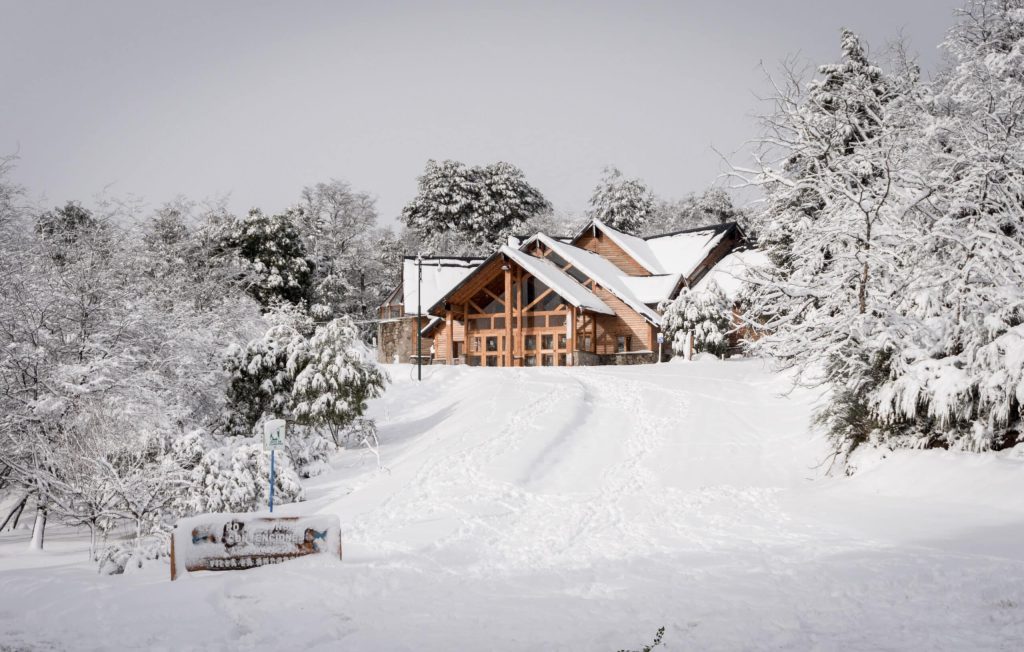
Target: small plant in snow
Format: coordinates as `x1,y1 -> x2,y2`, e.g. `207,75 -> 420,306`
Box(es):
661,280 -> 732,357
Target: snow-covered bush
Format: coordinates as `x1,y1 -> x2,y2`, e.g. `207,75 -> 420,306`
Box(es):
97,533 -> 170,575
285,427 -> 335,479
175,433 -> 304,514
660,281 -> 732,357
292,317 -> 389,445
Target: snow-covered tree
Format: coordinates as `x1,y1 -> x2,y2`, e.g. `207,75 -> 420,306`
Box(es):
865,0 -> 1024,451
660,281 -> 733,357
217,208 -> 314,310
587,166 -> 654,235
292,317 -> 389,445
223,322 -> 308,436
401,159 -> 550,254
645,188 -> 746,236
732,29 -> 927,456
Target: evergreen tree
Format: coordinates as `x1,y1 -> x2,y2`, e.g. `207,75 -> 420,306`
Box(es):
401,159 -> 550,255
660,281 -> 732,357
217,208 -> 314,310
587,166 -> 653,235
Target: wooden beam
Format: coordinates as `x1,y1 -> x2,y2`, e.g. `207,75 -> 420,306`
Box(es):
504,262 -> 513,367
569,309 -> 577,366
445,308 -> 453,365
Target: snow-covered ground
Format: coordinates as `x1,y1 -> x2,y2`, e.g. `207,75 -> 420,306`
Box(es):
2,359 -> 1023,651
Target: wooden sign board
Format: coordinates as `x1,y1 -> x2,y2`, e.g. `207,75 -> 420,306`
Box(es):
171,513 -> 342,580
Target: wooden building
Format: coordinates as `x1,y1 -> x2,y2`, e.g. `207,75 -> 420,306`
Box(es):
379,218 -> 755,367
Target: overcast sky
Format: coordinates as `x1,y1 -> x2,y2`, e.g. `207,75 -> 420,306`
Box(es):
1,1 -> 964,225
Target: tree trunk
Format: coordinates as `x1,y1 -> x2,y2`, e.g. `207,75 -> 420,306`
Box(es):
28,505 -> 46,551
0,495 -> 27,532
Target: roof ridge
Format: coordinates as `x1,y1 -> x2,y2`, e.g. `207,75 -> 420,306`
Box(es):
641,221 -> 737,241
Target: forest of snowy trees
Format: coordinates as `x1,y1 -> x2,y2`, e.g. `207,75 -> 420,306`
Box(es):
0,0 -> 1021,571
733,0 -> 1024,463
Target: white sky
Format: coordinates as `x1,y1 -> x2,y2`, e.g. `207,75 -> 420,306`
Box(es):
1,0 -> 963,225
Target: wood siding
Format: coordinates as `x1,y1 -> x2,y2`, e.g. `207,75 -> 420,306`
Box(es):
574,230 -> 651,276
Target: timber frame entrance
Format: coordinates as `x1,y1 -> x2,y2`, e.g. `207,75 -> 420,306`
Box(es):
432,255 -> 590,367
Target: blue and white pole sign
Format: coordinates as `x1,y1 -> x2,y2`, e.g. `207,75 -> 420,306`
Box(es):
263,419 -> 287,512
657,331 -> 665,362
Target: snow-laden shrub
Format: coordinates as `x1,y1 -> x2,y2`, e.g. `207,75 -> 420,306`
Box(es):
660,280 -> 732,357
222,323 -> 307,436
285,427 -> 335,478
292,317 -> 388,445
173,432 -> 304,514
97,533 -> 170,575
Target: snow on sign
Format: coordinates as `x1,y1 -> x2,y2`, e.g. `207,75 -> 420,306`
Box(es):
170,513 -> 342,580
263,418 -> 287,451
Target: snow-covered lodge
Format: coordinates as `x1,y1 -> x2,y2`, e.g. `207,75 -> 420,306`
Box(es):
377,218 -> 761,366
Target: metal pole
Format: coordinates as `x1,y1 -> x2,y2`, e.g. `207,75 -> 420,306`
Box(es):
417,253 -> 423,381
269,449 -> 276,513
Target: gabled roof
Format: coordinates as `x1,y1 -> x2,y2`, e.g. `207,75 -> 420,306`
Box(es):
572,219 -> 664,274
399,256 -> 485,315
499,246 -> 614,315
570,218 -> 743,279
524,233 -> 665,325
423,246 -> 614,317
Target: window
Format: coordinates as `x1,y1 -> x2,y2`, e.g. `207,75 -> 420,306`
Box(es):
541,354 -> 554,366
557,334 -> 567,349
473,317 -> 491,330
557,353 -> 567,366
546,252 -> 570,269
524,355 -> 537,367
525,315 -> 545,328
548,315 -> 566,327
616,336 -> 631,353
583,335 -> 593,352
534,292 -> 563,312
472,337 -> 481,353
466,355 -> 481,367
541,334 -> 553,350
470,289 -> 505,314
523,277 -> 549,305
493,317 -> 505,329
486,336 -> 498,352
486,355 -> 499,367
525,335 -> 537,350
565,266 -> 589,284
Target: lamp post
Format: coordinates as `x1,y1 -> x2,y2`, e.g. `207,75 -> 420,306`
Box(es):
416,253 -> 423,381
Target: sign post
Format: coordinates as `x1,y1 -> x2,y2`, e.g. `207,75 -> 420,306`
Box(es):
263,419 -> 287,512
656,331 -> 664,363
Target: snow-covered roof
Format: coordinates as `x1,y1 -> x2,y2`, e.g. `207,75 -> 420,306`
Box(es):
691,248 -> 770,301
618,275 -> 681,304
643,226 -> 732,278
527,234 -> 664,324
500,246 -> 615,315
401,257 -> 485,315
573,219 -> 738,279
580,219 -> 665,274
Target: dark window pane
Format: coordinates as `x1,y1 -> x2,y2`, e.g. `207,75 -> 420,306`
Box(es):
524,277 -> 549,305
541,334 -> 553,350
470,289 -> 505,314
486,355 -> 499,367
466,355 -> 481,367
493,317 -> 505,329
616,336 -> 629,353
525,315 -> 545,328
525,335 -> 537,350
524,355 -> 537,367
565,266 -> 589,283
534,292 -> 563,312
541,354 -> 554,366
472,337 -> 481,353
486,336 -> 498,352
474,317 -> 491,330
583,336 -> 592,351
558,334 -> 567,349
557,353 -> 567,366
546,252 -> 569,269
548,315 -> 566,327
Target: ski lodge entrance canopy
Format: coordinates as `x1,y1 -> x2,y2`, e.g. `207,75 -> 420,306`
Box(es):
379,218 -> 758,366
